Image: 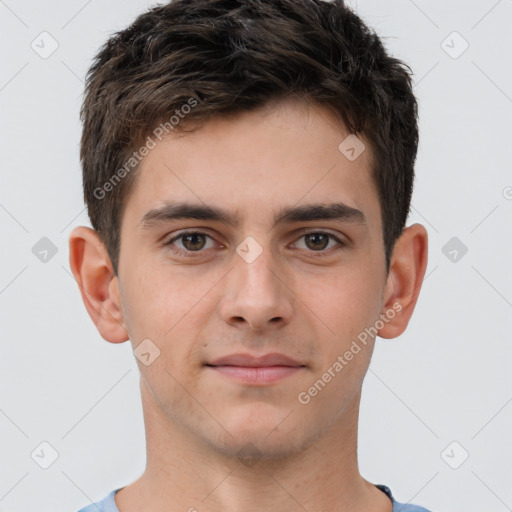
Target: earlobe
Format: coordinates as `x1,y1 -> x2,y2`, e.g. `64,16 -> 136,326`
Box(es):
377,223 -> 428,339
68,226 -> 129,344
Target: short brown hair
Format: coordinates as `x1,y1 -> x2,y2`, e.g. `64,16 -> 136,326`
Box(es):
80,0 -> 418,275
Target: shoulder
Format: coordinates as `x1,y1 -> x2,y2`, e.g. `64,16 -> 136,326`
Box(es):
75,488 -> 122,512
392,502 -> 434,512
376,484 -> 434,512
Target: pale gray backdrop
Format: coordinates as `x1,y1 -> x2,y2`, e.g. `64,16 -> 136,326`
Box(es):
0,0 -> 511,510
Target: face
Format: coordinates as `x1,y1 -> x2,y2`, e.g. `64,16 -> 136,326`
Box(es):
115,98 -> 390,460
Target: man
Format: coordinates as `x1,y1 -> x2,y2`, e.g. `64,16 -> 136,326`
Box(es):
70,0 -> 431,510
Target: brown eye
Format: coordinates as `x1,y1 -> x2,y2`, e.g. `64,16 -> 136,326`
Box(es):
180,233 -> 207,251
293,231 -> 345,255
165,231 -> 216,257
304,233 -> 330,251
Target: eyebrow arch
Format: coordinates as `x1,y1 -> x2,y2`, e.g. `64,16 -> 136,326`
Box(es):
139,201 -> 367,230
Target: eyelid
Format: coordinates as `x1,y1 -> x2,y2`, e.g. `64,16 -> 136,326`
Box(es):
164,228 -> 347,257
164,229 -> 219,255
290,229 -> 346,253
292,227 -> 347,241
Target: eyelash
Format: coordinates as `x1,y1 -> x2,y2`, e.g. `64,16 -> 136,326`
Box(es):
164,230 -> 346,258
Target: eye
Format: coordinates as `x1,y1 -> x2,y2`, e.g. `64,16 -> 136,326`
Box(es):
164,230 -> 346,258
165,231 -> 217,257
293,231 -> 345,255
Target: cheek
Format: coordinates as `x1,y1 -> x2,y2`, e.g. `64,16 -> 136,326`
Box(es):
299,267 -> 382,342
121,260 -> 198,335
126,272 -> 216,370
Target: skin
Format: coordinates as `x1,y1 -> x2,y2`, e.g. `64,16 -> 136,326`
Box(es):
69,97 -> 428,512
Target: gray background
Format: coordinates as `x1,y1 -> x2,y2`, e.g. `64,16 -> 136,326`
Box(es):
0,0 -> 511,510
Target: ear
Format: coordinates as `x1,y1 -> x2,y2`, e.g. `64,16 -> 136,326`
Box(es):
377,223 -> 428,339
68,226 -> 128,344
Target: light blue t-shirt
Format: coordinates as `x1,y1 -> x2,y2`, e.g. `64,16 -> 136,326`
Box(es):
76,484 -> 433,511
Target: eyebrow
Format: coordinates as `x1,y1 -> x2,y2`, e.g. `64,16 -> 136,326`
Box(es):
139,201 -> 367,230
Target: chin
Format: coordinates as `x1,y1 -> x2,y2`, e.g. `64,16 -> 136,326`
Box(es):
210,433 -> 307,463
204,411 -> 312,462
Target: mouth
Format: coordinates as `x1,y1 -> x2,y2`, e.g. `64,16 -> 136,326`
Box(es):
204,352 -> 306,385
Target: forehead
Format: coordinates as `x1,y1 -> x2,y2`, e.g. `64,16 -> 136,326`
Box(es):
122,98 -> 381,234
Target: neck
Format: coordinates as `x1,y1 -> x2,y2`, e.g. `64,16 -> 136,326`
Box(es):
115,379 -> 392,512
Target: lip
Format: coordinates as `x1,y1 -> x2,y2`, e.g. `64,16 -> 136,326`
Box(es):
205,353 -> 306,385
207,352 -> 304,367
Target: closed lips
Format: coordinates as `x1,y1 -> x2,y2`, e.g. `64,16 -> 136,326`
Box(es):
206,352 -> 305,367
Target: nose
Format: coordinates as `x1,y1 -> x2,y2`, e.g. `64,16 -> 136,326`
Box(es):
219,246 -> 294,332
